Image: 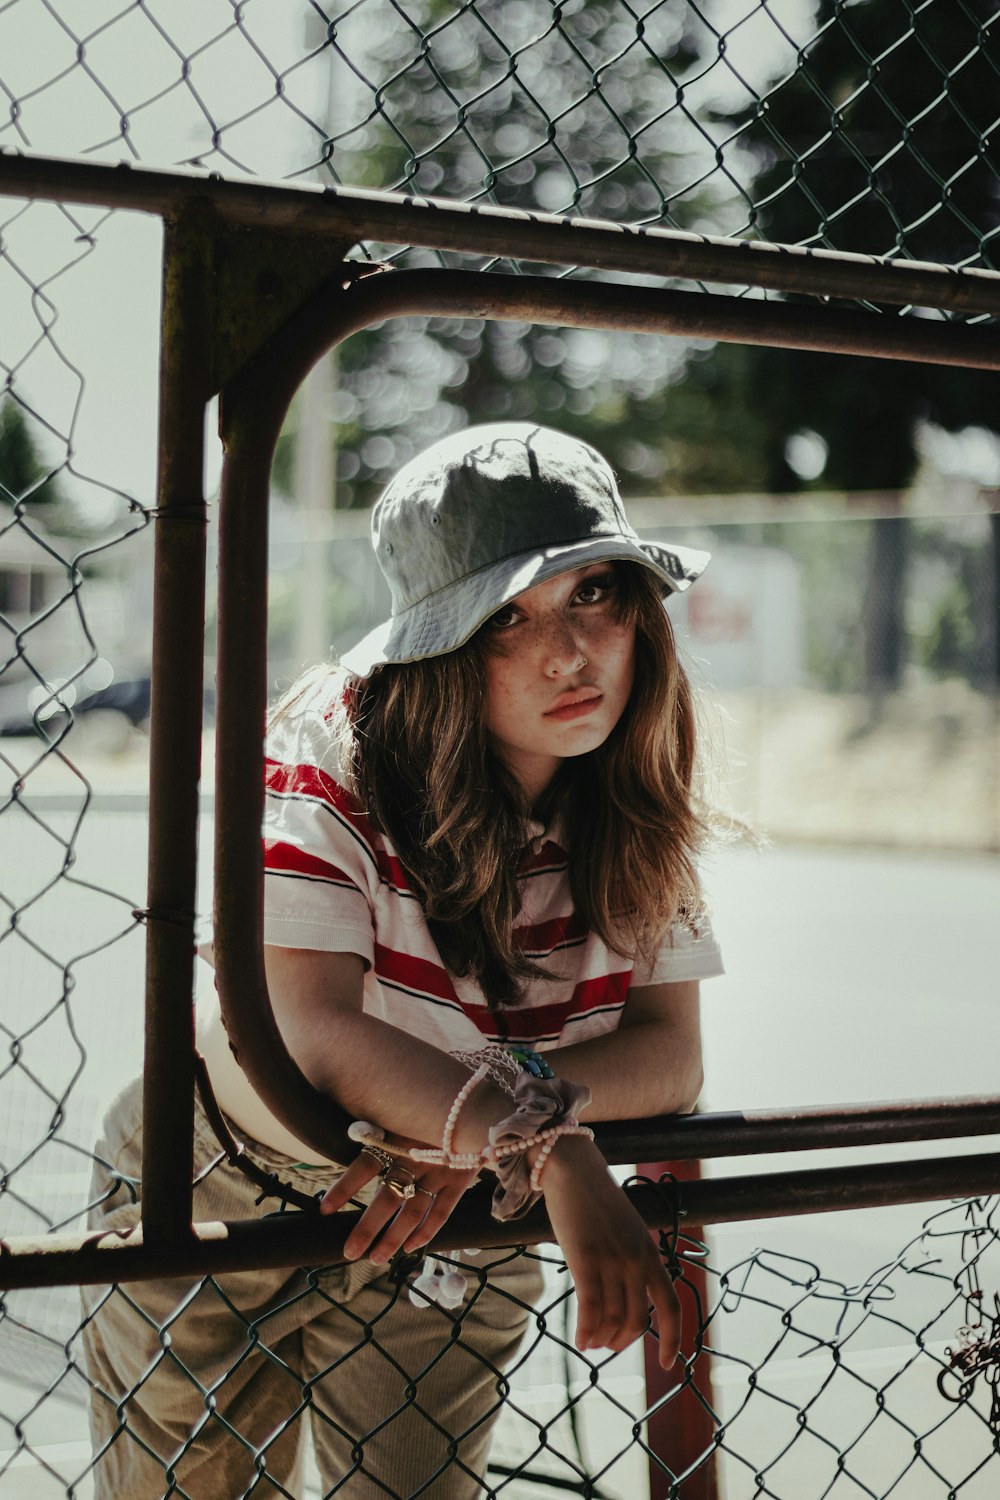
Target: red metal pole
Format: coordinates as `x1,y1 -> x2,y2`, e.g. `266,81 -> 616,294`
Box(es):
638,1156 -> 718,1500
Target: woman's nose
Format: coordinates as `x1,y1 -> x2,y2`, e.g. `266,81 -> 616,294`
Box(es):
543,623 -> 588,677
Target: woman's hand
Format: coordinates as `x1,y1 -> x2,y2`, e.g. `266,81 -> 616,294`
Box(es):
320,1153 -> 480,1265
539,1136 -> 681,1370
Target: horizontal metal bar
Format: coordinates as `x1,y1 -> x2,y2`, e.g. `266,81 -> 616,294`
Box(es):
3,1151 -> 998,1289
598,1094 -> 1000,1165
668,1151 -> 1000,1226
4,149 -> 1000,317
321,267 -> 1000,372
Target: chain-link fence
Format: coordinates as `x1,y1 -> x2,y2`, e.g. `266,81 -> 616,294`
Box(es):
13,1178 -> 1000,1496
2,1 -> 1000,1495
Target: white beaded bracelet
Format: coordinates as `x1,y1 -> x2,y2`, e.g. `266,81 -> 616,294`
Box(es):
488,1117 -> 588,1162
409,1145 -> 483,1169
441,1063 -> 490,1158
528,1123 -> 594,1192
411,1118 -> 595,1176
409,1063 -> 493,1169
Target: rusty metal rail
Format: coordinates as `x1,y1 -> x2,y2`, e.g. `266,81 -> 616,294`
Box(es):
6,149 -> 1000,318
598,1095 -> 1000,1161
137,216 -> 214,1247
2,1134 -> 1000,1290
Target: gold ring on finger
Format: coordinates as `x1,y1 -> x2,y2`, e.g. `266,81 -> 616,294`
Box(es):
382,1166 -> 418,1201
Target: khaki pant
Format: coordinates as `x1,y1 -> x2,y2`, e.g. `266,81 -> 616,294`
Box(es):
81,1079 -> 543,1500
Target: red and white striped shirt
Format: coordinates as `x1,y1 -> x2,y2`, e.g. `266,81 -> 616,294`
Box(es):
262,677 -> 723,1054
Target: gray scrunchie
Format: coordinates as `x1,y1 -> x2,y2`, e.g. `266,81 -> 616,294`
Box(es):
489,1072 -> 592,1222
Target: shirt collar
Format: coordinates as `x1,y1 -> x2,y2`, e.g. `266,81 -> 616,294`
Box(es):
521,811 -> 568,858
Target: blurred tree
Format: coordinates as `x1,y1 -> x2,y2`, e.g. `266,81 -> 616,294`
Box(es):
0,398 -> 70,520
670,0 -> 1000,688
304,0 -> 742,504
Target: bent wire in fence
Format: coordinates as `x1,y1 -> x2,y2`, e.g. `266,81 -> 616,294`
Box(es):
2,1 -> 1000,1495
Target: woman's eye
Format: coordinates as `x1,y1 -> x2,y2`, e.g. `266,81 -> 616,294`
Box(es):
487,605 -> 520,631
575,575 -> 615,605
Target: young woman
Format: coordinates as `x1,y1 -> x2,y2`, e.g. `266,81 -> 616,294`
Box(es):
83,422 -> 723,1499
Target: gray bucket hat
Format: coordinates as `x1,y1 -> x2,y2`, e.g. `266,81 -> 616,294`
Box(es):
339,422 -> 710,677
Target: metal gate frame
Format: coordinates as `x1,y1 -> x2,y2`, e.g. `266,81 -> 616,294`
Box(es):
1,148 -> 999,1291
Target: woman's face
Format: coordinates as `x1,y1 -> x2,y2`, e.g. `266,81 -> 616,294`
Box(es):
481,562 -> 636,801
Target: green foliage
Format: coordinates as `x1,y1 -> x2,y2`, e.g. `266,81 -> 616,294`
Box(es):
0,396 -> 99,539
323,0 -> 709,217
774,517 -> 872,692
734,0 -> 1000,267
0,399 -> 68,515
272,422 -> 297,501
677,0 -> 1000,493
919,581 -> 978,677
661,0 -> 1000,690
292,0 -> 999,690
907,516 -> 991,681
309,0 -> 1000,505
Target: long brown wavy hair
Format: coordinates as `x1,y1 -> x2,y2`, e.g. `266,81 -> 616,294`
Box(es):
341,563 -> 704,1012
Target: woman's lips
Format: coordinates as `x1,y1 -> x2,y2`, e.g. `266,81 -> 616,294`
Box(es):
545,692 -> 603,721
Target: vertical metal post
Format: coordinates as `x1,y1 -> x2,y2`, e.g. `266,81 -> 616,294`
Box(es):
639,1155 -> 719,1500
140,211 -> 213,1246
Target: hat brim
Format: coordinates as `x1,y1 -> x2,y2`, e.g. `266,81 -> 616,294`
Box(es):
339,534 -> 710,679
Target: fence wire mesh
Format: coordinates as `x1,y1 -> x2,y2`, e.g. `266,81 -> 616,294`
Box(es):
14,1169 -> 1000,1497
5,0 -> 1000,264
2,0 -> 999,1495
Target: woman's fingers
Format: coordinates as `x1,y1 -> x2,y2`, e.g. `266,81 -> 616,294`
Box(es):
543,1146 -> 683,1364
600,1268 -> 650,1355
341,1183 -> 426,1261
318,1152 -> 384,1216
572,1262 -> 606,1353
623,1267 -> 653,1353
648,1259 -> 683,1370
576,1272 -> 645,1356
340,1191 -> 397,1260
573,1252 -> 679,1364
587,1270 -> 626,1354
402,1167 -> 480,1250
361,1190 -> 435,1265
402,1182 -> 467,1250
325,1161 -> 478,1262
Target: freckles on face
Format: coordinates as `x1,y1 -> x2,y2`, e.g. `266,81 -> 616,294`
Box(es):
480,565 -> 637,798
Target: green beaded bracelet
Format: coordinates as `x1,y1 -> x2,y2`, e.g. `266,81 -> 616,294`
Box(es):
507,1046 -> 555,1080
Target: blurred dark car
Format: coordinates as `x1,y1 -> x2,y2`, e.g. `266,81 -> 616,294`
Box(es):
0,677 -> 153,738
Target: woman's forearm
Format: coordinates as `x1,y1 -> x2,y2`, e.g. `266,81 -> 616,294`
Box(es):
279,1002 -> 518,1153
545,1022 -> 703,1121
265,946 -> 515,1152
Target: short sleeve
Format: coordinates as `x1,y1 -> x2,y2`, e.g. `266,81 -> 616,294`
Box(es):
261,690 -> 377,965
630,913 -> 725,988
